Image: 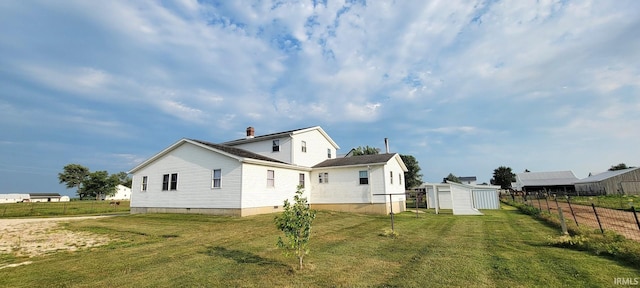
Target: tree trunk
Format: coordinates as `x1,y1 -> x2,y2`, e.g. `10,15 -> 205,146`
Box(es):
299,255 -> 303,270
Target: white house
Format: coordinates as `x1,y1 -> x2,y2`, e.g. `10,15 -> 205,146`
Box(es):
105,185 -> 132,200
129,126 -> 408,217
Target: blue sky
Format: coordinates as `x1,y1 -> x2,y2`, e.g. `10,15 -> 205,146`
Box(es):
1,0 -> 638,196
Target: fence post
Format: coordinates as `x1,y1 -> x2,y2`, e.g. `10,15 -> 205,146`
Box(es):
537,194 -> 542,212
566,196 -> 579,227
558,207 -> 569,235
591,203 -> 604,233
632,206 -> 640,231
544,196 -> 551,214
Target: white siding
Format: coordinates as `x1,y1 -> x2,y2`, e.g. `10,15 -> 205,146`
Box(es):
240,164 -> 309,208
0,194 -> 30,203
106,185 -> 131,200
450,184 -> 482,215
231,137 -> 293,164
472,189 -> 500,209
380,158 -> 408,203
426,185 -> 452,209
131,142 -> 243,209
291,129 -> 337,167
311,165 -> 393,204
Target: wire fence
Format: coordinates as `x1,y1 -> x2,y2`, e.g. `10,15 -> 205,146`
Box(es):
504,192 -> 640,241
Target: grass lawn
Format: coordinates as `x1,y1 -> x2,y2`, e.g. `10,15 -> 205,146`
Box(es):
2,206 -> 638,287
0,200 -> 130,217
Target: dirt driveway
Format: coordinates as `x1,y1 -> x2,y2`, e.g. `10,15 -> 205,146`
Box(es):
0,216 -> 113,268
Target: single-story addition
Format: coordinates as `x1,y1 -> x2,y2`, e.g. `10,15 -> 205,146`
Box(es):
512,171 -> 578,194
574,167 -> 640,195
128,126 -> 408,217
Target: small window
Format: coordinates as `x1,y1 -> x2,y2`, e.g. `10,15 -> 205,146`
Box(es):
301,141 -> 307,153
212,169 -> 221,188
327,148 -> 332,158
399,173 -> 403,185
359,171 -> 369,185
141,176 -> 148,191
318,172 -> 328,184
162,174 -> 170,191
267,170 -> 275,187
390,171 -> 393,184
272,140 -> 280,152
299,173 -> 305,188
170,173 -> 178,190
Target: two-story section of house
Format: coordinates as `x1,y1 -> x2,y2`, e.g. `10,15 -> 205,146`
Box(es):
129,126 -> 407,217
221,126 -> 340,167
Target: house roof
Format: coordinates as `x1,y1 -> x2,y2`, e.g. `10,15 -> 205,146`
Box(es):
516,171 -> 578,186
574,167 -> 640,184
313,153 -> 407,171
459,176 -> 477,182
189,139 -> 286,164
129,138 -> 290,173
222,126 -> 340,149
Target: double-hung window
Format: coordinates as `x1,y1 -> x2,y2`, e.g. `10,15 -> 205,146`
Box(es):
163,173 -> 178,191
141,176 -> 148,191
299,173 -> 305,188
359,171 -> 369,185
327,148 -> 332,158
390,171 -> 393,184
301,141 -> 307,153
212,169 -> 221,188
399,173 -> 403,185
318,172 -> 328,183
272,140 -> 280,152
267,170 -> 275,187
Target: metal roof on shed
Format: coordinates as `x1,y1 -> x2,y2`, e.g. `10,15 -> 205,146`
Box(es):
516,171 -> 578,186
574,167 -> 640,183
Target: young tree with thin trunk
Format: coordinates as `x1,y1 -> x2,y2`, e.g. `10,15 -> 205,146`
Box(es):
275,186 -> 316,270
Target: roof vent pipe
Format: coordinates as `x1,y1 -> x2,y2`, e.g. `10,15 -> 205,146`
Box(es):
384,138 -> 389,153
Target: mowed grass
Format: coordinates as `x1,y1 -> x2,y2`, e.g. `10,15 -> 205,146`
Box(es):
0,200 -> 130,217
2,207 -> 639,287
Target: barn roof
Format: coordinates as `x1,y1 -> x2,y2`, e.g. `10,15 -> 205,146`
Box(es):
29,193 -> 61,197
516,171 -> 578,186
574,167 -> 640,183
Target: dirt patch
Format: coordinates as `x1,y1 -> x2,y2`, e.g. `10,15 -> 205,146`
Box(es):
0,216 -> 113,260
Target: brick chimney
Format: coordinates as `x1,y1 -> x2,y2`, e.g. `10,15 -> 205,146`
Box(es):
246,127 -> 255,139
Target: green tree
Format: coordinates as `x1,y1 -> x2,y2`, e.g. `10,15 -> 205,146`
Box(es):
400,154 -> 423,190
609,163 -> 631,171
491,166 -> 516,189
79,171 -> 120,200
274,186 -> 316,270
113,171 -> 132,187
444,173 -> 461,183
351,146 -> 380,156
58,164 -> 90,199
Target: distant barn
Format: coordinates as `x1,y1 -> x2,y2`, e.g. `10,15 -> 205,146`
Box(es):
574,167 -> 640,195
512,171 -> 578,195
